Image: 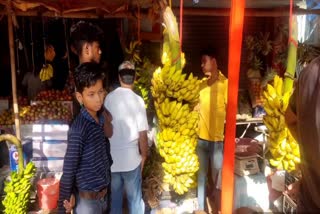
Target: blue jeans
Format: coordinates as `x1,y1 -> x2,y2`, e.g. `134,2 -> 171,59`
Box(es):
111,165 -> 144,214
74,191 -> 108,214
196,139 -> 224,210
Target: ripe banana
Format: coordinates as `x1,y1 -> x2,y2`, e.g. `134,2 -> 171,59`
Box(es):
3,162 -> 36,214
150,6 -> 204,195
263,75 -> 300,172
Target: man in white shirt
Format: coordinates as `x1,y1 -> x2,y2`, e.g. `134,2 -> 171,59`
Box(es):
104,61 -> 148,214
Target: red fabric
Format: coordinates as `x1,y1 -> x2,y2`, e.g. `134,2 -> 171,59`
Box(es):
221,0 -> 245,213
179,0 -> 183,49
288,0 -> 293,44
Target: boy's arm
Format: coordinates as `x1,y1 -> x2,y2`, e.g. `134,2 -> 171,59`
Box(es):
103,108 -> 113,138
58,131 -> 83,213
138,130 -> 148,172
137,98 -> 149,172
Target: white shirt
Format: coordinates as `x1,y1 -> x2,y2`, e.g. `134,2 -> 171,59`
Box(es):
104,87 -> 148,172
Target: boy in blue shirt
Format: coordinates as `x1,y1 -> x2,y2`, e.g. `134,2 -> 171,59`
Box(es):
58,62 -> 112,214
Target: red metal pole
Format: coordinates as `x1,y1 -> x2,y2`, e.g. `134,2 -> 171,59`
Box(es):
179,0 -> 183,49
221,0 -> 245,213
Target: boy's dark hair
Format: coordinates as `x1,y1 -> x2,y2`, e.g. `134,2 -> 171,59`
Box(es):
74,62 -> 105,93
200,46 -> 218,58
70,21 -> 104,56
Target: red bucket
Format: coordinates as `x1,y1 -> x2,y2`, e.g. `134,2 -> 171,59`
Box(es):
37,178 -> 60,210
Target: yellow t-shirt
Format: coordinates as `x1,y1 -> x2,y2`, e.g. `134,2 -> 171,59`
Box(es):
198,71 -> 228,142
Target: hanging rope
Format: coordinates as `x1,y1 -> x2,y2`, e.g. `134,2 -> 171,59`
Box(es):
22,17 -> 30,69
221,0 -> 245,213
14,27 -> 20,74
41,16 -> 47,66
63,18 -> 71,73
29,19 -> 35,74
179,0 -> 183,49
137,5 -> 141,41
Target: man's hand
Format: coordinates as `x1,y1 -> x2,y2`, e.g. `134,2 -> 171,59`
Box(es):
63,194 -> 75,213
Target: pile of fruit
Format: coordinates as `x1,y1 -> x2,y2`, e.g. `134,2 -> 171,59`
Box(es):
17,97 -> 29,107
263,75 -> 300,171
0,110 -> 14,125
0,101 -> 72,125
34,89 -> 72,101
151,7 -> 203,195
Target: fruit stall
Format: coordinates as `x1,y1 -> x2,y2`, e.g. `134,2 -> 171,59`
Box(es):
0,89 -> 73,212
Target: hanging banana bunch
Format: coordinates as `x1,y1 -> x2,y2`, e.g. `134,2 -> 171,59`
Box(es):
151,6 -> 204,195
39,63 -> 54,82
0,134 -> 37,214
125,40 -> 155,108
263,75 -> 300,171
125,40 -> 142,63
264,16 -> 300,172
39,17 -> 54,82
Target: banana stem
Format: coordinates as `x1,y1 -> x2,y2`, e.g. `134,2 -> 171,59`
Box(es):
283,16 -> 298,94
163,7 -> 181,70
0,134 -> 24,175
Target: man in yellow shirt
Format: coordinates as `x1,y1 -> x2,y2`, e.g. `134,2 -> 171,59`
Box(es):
196,47 -> 228,211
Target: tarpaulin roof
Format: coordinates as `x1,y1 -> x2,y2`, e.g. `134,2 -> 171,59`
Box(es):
1,0 -> 154,13
0,0 -> 305,14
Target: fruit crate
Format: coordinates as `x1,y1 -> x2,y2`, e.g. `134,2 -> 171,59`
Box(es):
283,193 -> 297,214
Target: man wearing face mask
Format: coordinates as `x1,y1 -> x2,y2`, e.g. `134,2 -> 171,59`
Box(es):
196,47 -> 228,213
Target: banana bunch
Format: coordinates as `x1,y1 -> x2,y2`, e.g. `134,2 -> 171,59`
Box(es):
39,64 -> 53,82
151,7 -> 202,195
154,98 -> 199,134
2,162 -> 36,214
125,40 -> 142,63
151,61 -> 203,105
156,128 -> 199,194
263,75 -> 300,171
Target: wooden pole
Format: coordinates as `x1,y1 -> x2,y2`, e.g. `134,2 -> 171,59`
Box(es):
221,0 -> 245,213
7,0 -> 21,140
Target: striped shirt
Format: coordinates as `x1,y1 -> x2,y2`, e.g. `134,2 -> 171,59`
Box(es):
58,107 -> 112,213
